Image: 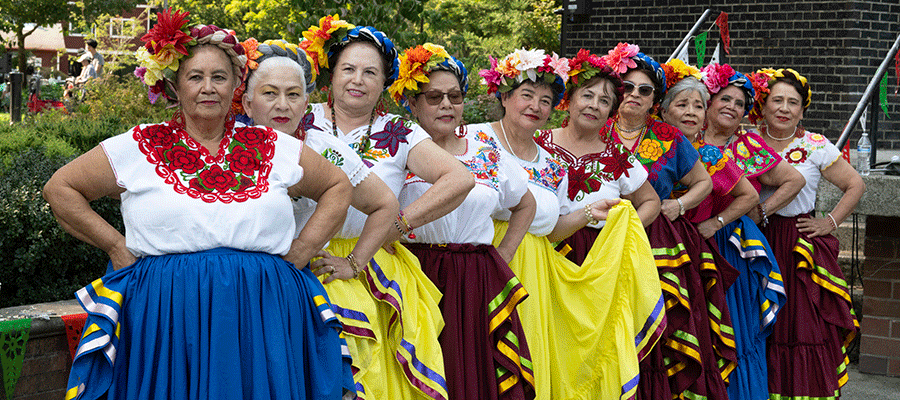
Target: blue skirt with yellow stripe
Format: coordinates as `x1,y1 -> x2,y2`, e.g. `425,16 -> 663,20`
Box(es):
65,248 -> 354,400
716,216 -> 786,400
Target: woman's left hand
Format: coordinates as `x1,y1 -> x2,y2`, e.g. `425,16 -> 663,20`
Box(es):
796,216 -> 834,238
697,219 -> 720,239
660,199 -> 681,221
589,198 -> 621,221
310,250 -> 360,284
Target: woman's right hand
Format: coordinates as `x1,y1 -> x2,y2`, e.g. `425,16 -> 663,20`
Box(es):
108,242 -> 137,271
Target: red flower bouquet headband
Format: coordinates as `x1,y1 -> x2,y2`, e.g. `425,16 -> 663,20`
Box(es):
134,8 -> 247,103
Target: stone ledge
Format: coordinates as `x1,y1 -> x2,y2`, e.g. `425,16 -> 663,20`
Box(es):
817,174 -> 900,218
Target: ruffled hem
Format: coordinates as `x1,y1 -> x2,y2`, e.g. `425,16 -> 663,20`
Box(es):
66,248 -> 352,400
493,201 -> 665,400
323,238 -> 449,400
406,243 -> 536,400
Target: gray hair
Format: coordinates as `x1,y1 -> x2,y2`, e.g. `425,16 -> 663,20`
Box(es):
661,76 -> 709,111
243,56 -> 308,103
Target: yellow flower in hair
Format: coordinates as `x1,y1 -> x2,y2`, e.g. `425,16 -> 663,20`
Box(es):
667,58 -> 701,80
136,48 -> 164,86
301,14 -> 354,69
422,43 -> 450,62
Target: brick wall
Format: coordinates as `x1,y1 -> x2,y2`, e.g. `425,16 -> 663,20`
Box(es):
563,0 -> 900,149
859,215 -> 900,376
10,318 -> 70,399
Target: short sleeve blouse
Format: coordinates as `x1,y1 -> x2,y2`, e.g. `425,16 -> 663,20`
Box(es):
399,134 -> 528,245
468,123 -> 568,237
101,120 -> 304,257
302,103 -> 430,238
721,128 -> 782,192
606,118 -> 699,200
760,130 -> 841,216
536,129 -> 648,228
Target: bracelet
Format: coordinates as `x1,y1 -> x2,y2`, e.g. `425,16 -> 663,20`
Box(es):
346,253 -> 360,278
827,213 -> 838,230
397,210 -> 416,239
716,215 -> 725,228
584,203 -> 599,225
676,198 -> 685,216
757,202 -> 769,227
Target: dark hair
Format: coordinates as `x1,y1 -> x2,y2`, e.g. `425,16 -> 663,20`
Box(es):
626,53 -> 666,105
771,74 -> 811,111
86,39 -> 98,49
577,74 -> 625,114
497,79 -> 564,117
329,41 -> 391,84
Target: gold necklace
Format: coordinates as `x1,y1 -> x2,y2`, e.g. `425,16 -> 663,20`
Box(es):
615,121 -> 646,140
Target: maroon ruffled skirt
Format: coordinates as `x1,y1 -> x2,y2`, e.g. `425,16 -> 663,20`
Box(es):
556,226 -> 600,265
406,243 -> 535,400
762,214 -> 859,399
637,216 -> 738,400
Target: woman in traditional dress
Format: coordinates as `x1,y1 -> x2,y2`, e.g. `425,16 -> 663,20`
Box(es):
298,16 -> 475,400
600,44 -> 735,400
751,67 -> 864,400
391,43 -> 537,400
236,38 -> 397,285
46,11 -> 354,399
473,47 -> 666,400
534,48 -> 660,264
661,62 -> 775,400
699,63 -> 802,400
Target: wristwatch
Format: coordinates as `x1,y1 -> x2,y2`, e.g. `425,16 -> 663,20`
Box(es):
716,216 -> 725,227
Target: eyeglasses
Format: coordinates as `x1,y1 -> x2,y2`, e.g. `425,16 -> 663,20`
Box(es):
622,81 -> 655,97
418,89 -> 465,105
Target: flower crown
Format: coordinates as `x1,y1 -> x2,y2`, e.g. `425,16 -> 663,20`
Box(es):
601,43 -> 667,101
556,48 -> 623,111
747,68 -> 810,124
701,63 -> 754,115
299,14 -> 354,79
661,58 -> 702,90
388,43 -> 469,107
231,38 -> 317,115
135,8 -> 246,103
479,48 -> 569,106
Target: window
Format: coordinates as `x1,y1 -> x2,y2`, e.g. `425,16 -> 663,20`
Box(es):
109,18 -> 136,39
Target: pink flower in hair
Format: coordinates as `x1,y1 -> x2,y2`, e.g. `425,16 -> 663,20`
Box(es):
701,63 -> 734,94
601,42 -> 639,74
479,55 -> 502,93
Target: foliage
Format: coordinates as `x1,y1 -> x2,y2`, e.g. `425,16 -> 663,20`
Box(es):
0,147 -> 120,308
0,0 -> 140,72
171,0 -> 427,50
80,7 -> 152,77
39,82 -> 64,101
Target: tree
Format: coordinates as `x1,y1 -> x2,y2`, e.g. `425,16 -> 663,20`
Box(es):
0,0 -> 139,72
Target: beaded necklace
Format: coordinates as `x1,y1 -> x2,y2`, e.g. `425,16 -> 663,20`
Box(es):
331,103 -> 376,153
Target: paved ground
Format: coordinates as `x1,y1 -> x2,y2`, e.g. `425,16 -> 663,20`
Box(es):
843,363 -> 900,399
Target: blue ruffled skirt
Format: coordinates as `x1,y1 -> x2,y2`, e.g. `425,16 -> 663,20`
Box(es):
66,248 -> 354,400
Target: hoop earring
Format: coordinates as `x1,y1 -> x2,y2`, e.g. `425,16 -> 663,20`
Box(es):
376,97 -> 387,116
456,119 -> 467,138
170,109 -> 185,129
561,114 -> 569,128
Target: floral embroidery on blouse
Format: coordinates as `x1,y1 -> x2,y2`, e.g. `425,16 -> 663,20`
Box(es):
300,110 -> 320,135
134,121 -> 275,203
721,128 -> 779,178
473,129 -> 500,150
784,147 -> 809,164
525,157 -> 566,193
695,141 -> 728,175
604,118 -> 678,183
463,145 -> 502,191
809,133 -> 827,144
536,129 -> 635,202
320,147 -> 345,167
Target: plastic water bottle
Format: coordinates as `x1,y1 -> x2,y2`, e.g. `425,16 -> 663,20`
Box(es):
857,131 -> 871,176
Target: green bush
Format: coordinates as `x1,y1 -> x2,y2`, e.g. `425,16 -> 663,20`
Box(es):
0,147 -> 122,308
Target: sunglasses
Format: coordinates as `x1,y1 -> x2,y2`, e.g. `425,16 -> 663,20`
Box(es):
418,89 -> 465,105
622,81 -> 655,97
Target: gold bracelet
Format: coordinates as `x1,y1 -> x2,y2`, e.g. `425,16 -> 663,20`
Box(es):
346,253 -> 360,278
584,203 -> 599,225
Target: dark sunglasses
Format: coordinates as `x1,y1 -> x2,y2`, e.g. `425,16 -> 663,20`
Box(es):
622,81 -> 655,97
418,89 -> 465,105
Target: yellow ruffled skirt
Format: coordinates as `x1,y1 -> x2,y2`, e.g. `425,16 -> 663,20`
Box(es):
320,238 -> 448,400
492,201 -> 665,400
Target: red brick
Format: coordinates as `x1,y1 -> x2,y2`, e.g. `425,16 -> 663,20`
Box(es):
860,336 -> 900,358
859,354 -> 889,374
12,370 -> 68,397
865,216 -> 900,237
862,315 -> 893,337
893,321 -> 900,338
895,281 -> 900,298
863,297 -> 900,318
864,278 -> 895,298
889,359 -> 900,377
20,351 -> 69,376
867,267 -> 900,280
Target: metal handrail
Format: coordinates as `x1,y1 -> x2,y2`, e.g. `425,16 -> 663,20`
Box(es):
667,8 -> 715,63
835,32 -> 900,150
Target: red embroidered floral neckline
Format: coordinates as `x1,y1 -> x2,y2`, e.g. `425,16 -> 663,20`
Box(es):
133,115 -> 277,203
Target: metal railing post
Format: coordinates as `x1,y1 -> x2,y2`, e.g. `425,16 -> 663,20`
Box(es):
835,32 -> 900,151
667,8 -> 715,63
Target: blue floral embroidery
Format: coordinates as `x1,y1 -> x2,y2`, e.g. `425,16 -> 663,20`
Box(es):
525,157 -> 566,193
464,146 -> 501,191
